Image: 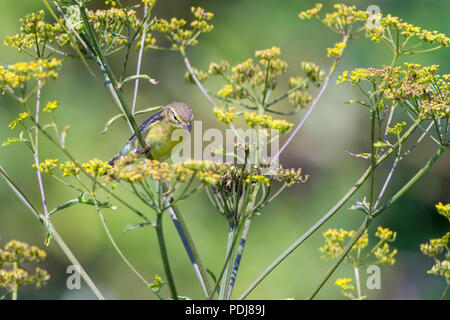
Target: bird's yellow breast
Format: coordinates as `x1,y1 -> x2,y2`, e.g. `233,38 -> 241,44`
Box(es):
134,118 -> 183,161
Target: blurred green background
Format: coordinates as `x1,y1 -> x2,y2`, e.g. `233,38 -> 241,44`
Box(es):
0,0 -> 449,299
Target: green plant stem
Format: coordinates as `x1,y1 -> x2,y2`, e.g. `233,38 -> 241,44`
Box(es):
369,111 -> 376,215
43,0 -> 122,114
12,262 -> 18,300
166,204 -> 213,297
0,165 -> 105,300
77,4 -> 149,153
92,193 -> 151,289
441,282 -> 450,300
155,212 -> 178,300
238,120 -> 421,300
220,223 -> 237,300
210,219 -> 245,299
372,146 -> 447,218
228,217 -> 252,299
307,145 -> 446,299
307,218 -> 370,300
354,265 -> 362,300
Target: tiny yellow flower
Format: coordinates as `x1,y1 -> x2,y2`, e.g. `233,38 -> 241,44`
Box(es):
43,101 -> 59,112
9,112 -> 30,130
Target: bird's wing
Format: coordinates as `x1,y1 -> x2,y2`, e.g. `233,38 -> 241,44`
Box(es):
127,109 -> 164,143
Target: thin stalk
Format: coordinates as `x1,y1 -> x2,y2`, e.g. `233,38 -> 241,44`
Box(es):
93,193 -> 151,289
441,283 -> 450,300
273,34 -> 349,160
12,262 -> 18,300
238,120 -> 421,299
32,82 -> 50,220
131,4 -> 148,114
373,160 -> 398,210
0,165 -> 105,300
166,204 -> 213,297
179,48 -> 244,143
368,111 -> 377,214
306,146 -> 447,299
228,217 -> 252,299
155,212 -> 178,300
354,265 -> 362,299
220,223 -> 237,300
306,218 -> 370,300
372,146 -> 447,219
159,180 -> 212,297
77,4 -> 149,152
209,219 -> 245,299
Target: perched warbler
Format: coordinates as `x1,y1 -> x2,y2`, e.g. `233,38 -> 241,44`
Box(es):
108,101 -> 193,165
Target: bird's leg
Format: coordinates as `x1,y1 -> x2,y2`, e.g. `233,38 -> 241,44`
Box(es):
162,185 -> 173,197
135,145 -> 151,155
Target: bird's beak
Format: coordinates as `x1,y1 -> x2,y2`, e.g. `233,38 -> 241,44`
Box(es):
183,123 -> 190,134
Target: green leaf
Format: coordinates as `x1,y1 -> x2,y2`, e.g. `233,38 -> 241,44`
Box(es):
346,151 -> 371,160
102,106 -> 164,134
48,193 -> 117,216
206,269 -> 218,284
373,141 -> 392,148
123,222 -> 155,232
118,74 -> 159,88
349,197 -> 370,214
2,137 -> 21,147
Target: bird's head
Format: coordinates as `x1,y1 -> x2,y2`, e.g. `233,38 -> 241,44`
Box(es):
165,101 -> 193,133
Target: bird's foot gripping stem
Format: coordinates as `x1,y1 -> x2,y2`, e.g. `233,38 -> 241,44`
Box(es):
135,145 -> 153,159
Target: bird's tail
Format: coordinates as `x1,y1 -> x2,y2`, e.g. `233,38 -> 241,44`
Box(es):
108,140 -> 134,166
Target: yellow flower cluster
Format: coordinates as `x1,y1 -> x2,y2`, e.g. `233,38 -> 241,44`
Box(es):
43,101 -> 59,113
82,158 -> 112,176
367,13 -> 450,47
246,175 -> 270,187
420,204 -> 449,281
327,41 -> 347,58
153,7 -> 213,49
335,278 -> 354,291
320,229 -> 369,261
298,3 -> 323,20
386,122 -> 407,136
0,66 -> 20,90
1,240 -> 47,263
60,161 -> 81,177
337,63 -> 449,119
4,10 -> 60,53
301,61 -> 324,84
88,8 -> 140,50
300,4 -> 368,35
244,112 -> 293,134
435,202 -> 450,220
374,243 -> 398,265
0,238 -> 50,290
109,155 -> 229,186
208,60 -> 230,75
217,84 -> 234,97
8,112 -> 29,130
288,91 -> 312,109
321,226 -> 398,265
255,46 -> 281,62
274,167 -> 309,186
213,107 -> 239,123
289,77 -> 308,90
375,226 -> 397,242
184,67 -> 208,83
32,159 -> 59,174
142,0 -> 156,6
0,59 -> 62,93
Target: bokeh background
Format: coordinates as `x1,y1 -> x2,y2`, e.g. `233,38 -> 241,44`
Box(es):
0,0 -> 449,299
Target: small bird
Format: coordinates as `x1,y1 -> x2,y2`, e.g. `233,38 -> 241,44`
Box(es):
108,101 -> 193,165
